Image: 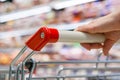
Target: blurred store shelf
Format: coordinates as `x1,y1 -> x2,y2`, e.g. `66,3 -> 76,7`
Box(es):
0,0 -> 96,23
0,19 -> 92,39
0,5 -> 51,23
0,0 -> 110,32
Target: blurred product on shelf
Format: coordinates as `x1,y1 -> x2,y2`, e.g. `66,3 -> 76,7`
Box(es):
0,52 -> 11,65
0,42 -> 119,66
0,0 -> 114,32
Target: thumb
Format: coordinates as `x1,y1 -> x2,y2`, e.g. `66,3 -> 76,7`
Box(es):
75,20 -> 102,33
75,23 -> 98,33
75,25 -> 89,32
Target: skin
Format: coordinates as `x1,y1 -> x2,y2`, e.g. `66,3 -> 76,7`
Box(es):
75,10 -> 120,55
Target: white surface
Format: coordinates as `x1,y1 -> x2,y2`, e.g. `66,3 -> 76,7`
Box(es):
52,0 -> 96,10
58,31 -> 105,43
0,6 -> 51,22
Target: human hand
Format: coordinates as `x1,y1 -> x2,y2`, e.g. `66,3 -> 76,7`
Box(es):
76,12 -> 120,55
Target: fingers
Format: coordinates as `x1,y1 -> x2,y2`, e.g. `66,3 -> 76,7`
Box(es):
80,43 -> 91,50
75,14 -> 117,33
75,13 -> 120,56
103,39 -> 116,56
75,23 -> 102,33
80,39 -> 116,56
80,43 -> 103,50
75,23 -> 98,33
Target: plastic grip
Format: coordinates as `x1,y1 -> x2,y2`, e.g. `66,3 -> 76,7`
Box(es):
58,31 -> 105,43
26,27 -> 105,51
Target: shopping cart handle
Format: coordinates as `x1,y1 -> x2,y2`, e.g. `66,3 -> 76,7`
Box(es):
26,26 -> 105,51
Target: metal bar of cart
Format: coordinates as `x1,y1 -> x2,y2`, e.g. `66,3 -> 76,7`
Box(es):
9,46 -> 27,80
27,73 -> 120,80
21,51 -> 34,80
0,69 -> 28,74
57,67 -> 120,77
0,69 -> 16,74
8,27 -> 120,80
30,60 -> 120,80
57,67 -> 120,72
30,57 -> 120,80
16,63 -> 22,80
37,60 -> 120,65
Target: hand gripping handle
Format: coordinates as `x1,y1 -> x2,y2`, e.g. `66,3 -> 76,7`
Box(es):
26,26 -> 105,51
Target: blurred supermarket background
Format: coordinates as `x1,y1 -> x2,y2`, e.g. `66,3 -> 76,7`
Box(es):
0,0 -> 120,80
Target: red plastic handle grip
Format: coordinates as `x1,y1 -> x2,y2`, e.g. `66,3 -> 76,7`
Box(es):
26,26 -> 59,51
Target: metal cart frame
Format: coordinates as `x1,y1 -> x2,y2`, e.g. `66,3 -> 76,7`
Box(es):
3,27 -> 120,80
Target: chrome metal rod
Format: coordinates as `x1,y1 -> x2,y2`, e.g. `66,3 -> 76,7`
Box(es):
16,63 -> 21,80
9,46 -> 27,80
0,68 -> 28,74
21,51 -> 34,80
57,67 -> 120,76
37,60 -> 120,65
8,65 -> 12,80
0,69 -> 14,74
59,67 -> 120,71
22,51 -> 34,63
10,46 -> 27,65
28,73 -> 120,79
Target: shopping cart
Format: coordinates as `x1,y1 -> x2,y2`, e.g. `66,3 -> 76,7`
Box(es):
7,26 -> 120,80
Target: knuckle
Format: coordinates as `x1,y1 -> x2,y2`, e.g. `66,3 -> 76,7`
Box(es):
87,26 -> 97,33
